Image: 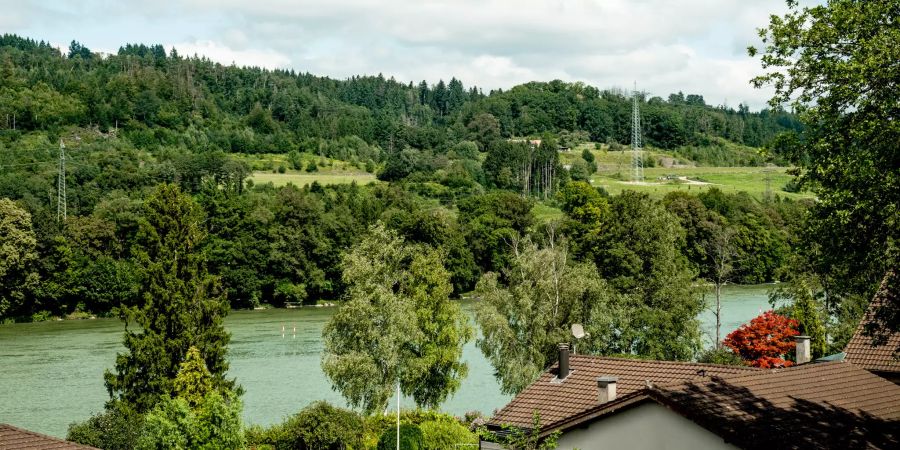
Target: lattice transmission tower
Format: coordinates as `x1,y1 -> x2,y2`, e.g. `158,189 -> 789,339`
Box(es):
57,139 -> 66,223
631,82 -> 644,183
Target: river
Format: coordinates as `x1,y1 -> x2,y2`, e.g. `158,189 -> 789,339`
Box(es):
0,284 -> 772,438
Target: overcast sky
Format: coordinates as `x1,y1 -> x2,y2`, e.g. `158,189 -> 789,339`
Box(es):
1,0 -> 794,110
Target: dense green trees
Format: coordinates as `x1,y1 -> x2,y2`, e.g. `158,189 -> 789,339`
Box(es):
750,0 -> 900,348
105,184 -> 235,412
475,237 -> 612,394
0,198 -> 39,319
322,224 -> 472,413
137,347 -> 244,449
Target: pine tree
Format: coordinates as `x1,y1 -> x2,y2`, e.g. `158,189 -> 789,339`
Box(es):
104,184 -> 235,412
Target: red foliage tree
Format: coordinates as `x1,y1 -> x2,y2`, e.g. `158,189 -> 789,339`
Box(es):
723,310 -> 799,368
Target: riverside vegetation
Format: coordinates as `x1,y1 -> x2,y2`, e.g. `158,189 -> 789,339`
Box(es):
1,0 -> 898,447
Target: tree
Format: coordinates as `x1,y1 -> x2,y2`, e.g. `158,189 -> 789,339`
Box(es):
474,236 -> 613,394
703,217 -> 738,346
458,191 -> 534,274
138,390 -> 244,450
466,113 -> 501,151
67,400 -> 145,450
173,347 -> 215,408
137,344 -> 244,449
770,277 -> 828,359
322,224 -> 472,413
557,181 -> 609,261
723,310 -> 799,368
0,198 -> 39,320
750,0 -> 900,348
105,184 -> 235,413
593,191 -> 703,360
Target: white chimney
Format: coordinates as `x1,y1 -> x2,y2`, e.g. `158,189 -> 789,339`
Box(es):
597,376 -> 618,403
795,335 -> 811,364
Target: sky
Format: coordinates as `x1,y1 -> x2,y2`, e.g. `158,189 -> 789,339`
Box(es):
0,0 -> 794,110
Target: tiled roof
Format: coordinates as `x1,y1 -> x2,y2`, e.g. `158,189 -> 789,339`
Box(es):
653,361 -> 900,449
0,424 -> 99,449
487,355 -> 758,429
844,270 -> 900,373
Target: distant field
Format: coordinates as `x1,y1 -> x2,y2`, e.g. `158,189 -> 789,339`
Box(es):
532,202 -> 565,221
250,171 -> 377,187
589,166 -> 812,200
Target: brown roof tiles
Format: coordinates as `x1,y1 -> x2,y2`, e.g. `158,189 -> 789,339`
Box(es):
844,270 -> 900,374
0,424 -> 99,450
488,355 -> 758,429
653,362 -> 900,449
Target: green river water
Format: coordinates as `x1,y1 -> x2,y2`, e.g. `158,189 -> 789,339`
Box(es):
0,284 -> 772,438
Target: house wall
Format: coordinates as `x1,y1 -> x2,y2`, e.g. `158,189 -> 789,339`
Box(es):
555,403 -> 738,450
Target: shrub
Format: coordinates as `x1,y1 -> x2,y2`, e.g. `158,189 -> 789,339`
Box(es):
581,148 -> 595,164
378,423 -> 424,450
306,161 -> 318,172
277,165 -> 287,174
67,400 -> 145,450
419,419 -> 476,450
137,390 -> 245,450
250,401 -> 364,450
697,347 -> 745,366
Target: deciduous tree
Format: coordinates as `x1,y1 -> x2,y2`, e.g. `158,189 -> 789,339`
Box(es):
0,198 -> 39,319
750,0 -> 900,348
474,236 -> 614,394
723,310 -> 798,368
322,224 -> 472,413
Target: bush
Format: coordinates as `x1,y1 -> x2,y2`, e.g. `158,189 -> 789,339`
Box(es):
249,401 -> 364,450
67,400 -> 145,450
378,423 -> 424,450
306,161 -> 318,172
697,347 -> 745,366
581,148 -> 595,164
137,390 -> 245,450
277,165 -> 287,174
419,419 -> 476,450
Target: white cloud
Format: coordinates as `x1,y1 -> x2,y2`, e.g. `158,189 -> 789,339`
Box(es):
170,40 -> 291,69
3,0 -> 799,109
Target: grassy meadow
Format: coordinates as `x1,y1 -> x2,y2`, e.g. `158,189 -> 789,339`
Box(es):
250,171 -> 377,187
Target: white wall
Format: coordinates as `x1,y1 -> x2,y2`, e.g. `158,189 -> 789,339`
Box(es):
555,402 -> 738,450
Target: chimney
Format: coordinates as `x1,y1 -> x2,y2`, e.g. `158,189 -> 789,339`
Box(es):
596,376 -> 618,403
558,343 -> 570,380
795,335 -> 811,364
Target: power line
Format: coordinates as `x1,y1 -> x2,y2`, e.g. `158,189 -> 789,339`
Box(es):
631,82 -> 644,183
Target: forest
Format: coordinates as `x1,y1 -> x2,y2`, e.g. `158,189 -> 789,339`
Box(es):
0,33 -> 807,320
3,0 -> 898,446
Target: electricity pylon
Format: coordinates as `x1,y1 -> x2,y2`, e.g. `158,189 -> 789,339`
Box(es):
57,139 -> 66,223
631,82 -> 644,183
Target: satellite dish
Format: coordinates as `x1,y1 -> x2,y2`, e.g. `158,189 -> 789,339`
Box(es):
571,324 -> 586,339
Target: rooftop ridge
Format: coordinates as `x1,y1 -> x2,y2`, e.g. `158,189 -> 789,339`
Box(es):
0,423 -> 99,449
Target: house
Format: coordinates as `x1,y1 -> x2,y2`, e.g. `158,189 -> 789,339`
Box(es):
843,270 -> 900,383
0,424 -> 99,449
483,335 -> 900,449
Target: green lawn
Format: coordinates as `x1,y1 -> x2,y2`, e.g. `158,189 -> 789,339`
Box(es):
589,166 -> 812,200
250,171 -> 377,187
532,202 -> 565,221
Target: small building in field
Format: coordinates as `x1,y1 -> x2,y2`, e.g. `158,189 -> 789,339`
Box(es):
0,424 -> 99,449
